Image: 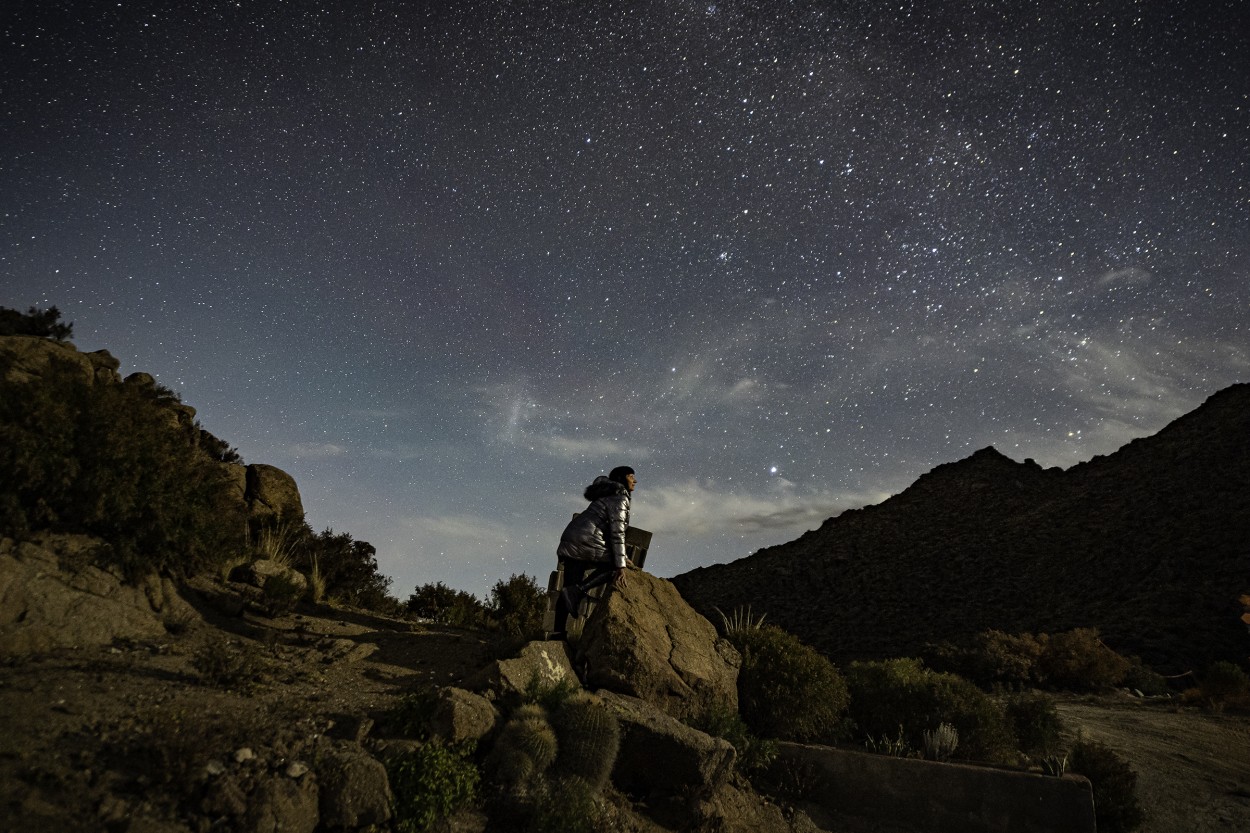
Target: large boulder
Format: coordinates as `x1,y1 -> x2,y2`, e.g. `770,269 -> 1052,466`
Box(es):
245,464 -> 305,521
429,687 -> 500,744
0,535 -> 198,657
229,558 -> 308,596
316,743 -> 393,829
599,691 -> 737,817
579,571 -> 740,720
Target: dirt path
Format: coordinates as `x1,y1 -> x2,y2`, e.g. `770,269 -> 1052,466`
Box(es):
1055,699 -> 1250,833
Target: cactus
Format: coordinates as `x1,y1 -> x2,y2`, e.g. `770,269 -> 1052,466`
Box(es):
549,694 -> 620,791
486,705 -> 558,795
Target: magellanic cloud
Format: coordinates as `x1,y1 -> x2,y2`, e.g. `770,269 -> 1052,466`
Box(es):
640,479 -> 890,536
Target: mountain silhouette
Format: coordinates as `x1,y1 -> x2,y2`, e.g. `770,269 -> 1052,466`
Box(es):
673,384 -> 1250,673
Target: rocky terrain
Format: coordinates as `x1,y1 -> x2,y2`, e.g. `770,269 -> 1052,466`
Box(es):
674,384 -> 1250,673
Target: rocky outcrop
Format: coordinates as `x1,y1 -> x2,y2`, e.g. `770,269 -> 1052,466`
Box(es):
245,463 -> 306,521
0,335 -> 121,385
0,535 -> 198,657
229,558 -> 308,596
675,383 -> 1250,672
316,743 -> 393,829
579,570 -> 740,721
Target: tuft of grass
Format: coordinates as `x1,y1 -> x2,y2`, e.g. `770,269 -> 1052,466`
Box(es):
922,722 -> 959,762
715,605 -> 767,637
190,637 -> 264,693
306,554 -> 327,603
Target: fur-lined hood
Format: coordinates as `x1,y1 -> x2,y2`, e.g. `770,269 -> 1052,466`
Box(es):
583,475 -> 628,502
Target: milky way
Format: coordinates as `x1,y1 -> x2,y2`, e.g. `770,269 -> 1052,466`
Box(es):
3,1 -> 1247,598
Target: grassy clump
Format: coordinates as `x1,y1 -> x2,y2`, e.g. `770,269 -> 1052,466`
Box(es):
845,658 -> 1017,763
725,624 -> 849,742
190,638 -> 265,693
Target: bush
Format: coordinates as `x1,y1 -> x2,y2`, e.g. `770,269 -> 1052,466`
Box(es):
261,572 -> 304,617
1121,658 -> 1169,697
407,581 -> 487,628
0,355 -> 244,578
1037,628 -> 1129,692
726,624 -> 849,742
1199,661 -> 1250,710
1005,691 -> 1064,757
386,688 -> 441,740
387,741 -> 480,833
930,630 -> 1044,690
845,658 -> 1017,763
0,305 -> 72,339
488,573 -> 546,638
1069,738 -> 1145,832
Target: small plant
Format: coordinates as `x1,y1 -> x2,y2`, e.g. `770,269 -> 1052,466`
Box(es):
190,637 -> 263,692
306,554 -> 327,603
520,671 -> 582,712
692,702 -> 778,773
387,741 -> 480,833
865,724 -> 913,758
387,688 -> 441,739
1041,753 -> 1069,776
524,776 -> 610,833
922,722 -> 959,762
716,605 -> 767,636
1068,738 -> 1145,832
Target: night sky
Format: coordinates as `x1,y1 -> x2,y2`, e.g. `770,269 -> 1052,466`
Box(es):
4,1 -> 1247,600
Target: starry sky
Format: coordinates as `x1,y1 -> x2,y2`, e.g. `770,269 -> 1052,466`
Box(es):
3,0 -> 1247,600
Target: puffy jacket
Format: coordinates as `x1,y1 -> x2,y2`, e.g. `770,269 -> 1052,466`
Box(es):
557,476 -> 631,567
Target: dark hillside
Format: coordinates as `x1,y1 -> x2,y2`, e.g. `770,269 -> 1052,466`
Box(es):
673,384 -> 1250,673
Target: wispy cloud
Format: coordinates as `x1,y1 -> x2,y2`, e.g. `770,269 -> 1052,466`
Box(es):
641,479 -> 888,536
288,442 -> 349,459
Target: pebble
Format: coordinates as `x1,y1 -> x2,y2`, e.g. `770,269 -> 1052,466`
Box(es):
234,747 -> 256,763
205,760 -> 226,776
286,761 -> 309,779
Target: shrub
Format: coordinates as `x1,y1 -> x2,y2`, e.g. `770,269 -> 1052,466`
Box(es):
1199,661 -> 1250,710
1005,691 -> 1064,757
488,573 -> 546,638
520,671 -> 582,712
933,630 -> 1044,690
1037,629 -> 1129,692
407,581 -> 487,628
387,741 -> 480,833
922,722 -> 959,762
0,354 -> 245,578
845,658 -> 1017,763
1121,657 -> 1169,697
1068,738 -> 1145,833
726,624 -> 849,742
0,305 -> 73,339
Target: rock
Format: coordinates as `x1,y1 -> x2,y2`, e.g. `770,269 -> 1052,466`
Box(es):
316,744 -> 392,829
598,691 -> 736,806
200,774 -> 248,819
579,571 -> 740,720
429,687 -> 499,744
245,464 -> 305,521
0,536 -> 171,658
244,774 -> 319,833
228,559 -> 308,596
465,640 -> 577,698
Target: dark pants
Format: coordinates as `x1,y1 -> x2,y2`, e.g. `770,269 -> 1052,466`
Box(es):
553,558 -> 612,633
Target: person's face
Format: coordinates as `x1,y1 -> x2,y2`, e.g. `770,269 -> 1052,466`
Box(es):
625,473 -> 637,492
